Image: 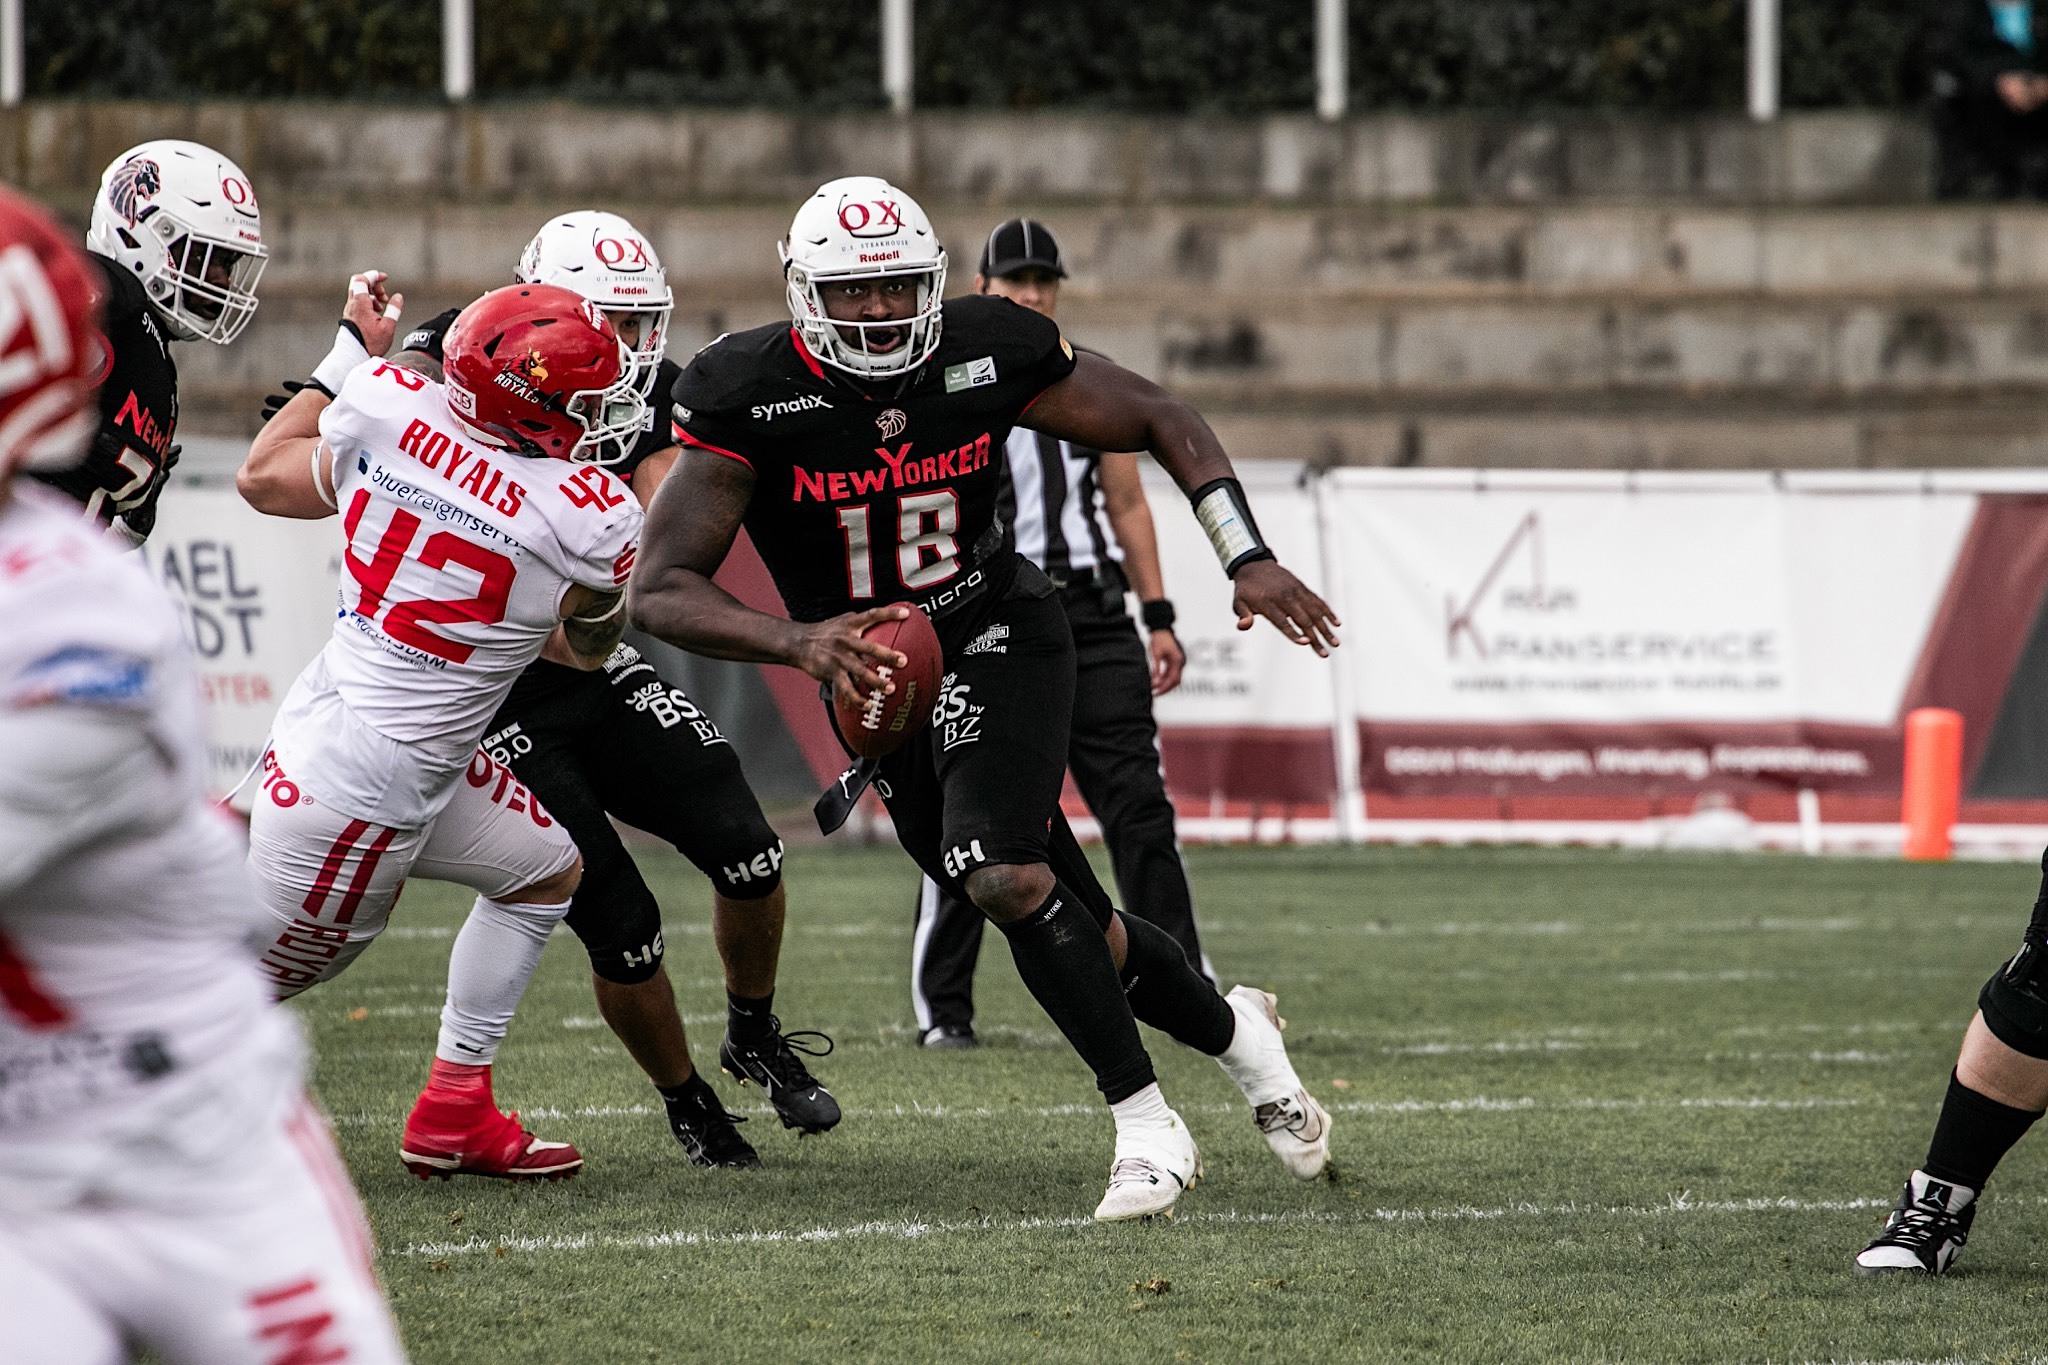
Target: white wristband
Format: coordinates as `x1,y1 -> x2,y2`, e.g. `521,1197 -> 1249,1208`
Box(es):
309,324 -> 373,397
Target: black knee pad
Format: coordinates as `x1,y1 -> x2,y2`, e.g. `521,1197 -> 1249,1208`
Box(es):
1980,938 -> 2048,1061
566,868 -> 667,985
701,831 -> 785,901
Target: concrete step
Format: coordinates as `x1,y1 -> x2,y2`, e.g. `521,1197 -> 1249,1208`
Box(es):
198,201 -> 2048,302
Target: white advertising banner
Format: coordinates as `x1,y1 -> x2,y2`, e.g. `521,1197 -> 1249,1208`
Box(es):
1331,474 -> 1972,727
146,488 -> 340,801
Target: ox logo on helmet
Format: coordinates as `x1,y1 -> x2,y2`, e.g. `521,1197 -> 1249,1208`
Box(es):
107,158 -> 162,228
836,196 -> 905,240
593,234 -> 651,270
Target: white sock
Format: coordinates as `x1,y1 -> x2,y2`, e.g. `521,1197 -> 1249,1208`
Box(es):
434,895 -> 569,1065
1216,992 -> 1303,1108
1110,1082 -> 1175,1142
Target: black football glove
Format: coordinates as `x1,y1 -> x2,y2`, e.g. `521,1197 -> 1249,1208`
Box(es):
259,380 -> 312,424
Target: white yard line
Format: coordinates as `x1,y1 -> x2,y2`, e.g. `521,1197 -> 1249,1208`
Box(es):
331,1094 -> 1864,1129
395,1191 -> 2048,1259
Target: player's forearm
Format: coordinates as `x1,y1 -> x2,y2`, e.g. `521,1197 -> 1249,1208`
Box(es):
1099,454 -> 1168,601
238,388 -> 334,519
627,569 -> 807,666
550,589 -> 629,670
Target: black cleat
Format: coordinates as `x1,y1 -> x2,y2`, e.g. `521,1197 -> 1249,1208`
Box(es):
1854,1170 -> 1976,1276
719,1018 -> 840,1134
662,1079 -> 762,1169
918,1024 -> 979,1050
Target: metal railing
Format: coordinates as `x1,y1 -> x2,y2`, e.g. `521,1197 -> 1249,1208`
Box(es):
0,1 -> 1785,122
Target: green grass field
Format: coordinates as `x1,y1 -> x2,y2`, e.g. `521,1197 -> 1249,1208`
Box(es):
298,845 -> 2048,1364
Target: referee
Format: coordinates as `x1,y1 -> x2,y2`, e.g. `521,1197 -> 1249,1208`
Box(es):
911,218 -> 1215,1049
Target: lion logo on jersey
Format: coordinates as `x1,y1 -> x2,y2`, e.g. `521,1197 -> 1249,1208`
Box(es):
877,408 -> 907,440
107,158 -> 162,228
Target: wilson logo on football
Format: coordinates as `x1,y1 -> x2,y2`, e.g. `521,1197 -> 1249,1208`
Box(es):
107,158 -> 161,227
836,197 -> 905,239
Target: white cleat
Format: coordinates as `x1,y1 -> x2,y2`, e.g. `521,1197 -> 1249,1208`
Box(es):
1220,985 -> 1332,1180
1093,1110 -> 1201,1223
1255,1089 -> 1332,1180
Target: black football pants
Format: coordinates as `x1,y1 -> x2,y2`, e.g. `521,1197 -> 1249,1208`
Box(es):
911,583 -> 1211,1036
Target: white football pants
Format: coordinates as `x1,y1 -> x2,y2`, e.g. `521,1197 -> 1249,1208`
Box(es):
0,1096 -> 408,1365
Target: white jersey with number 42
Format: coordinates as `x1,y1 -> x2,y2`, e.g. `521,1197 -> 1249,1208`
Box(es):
269,359 -> 641,828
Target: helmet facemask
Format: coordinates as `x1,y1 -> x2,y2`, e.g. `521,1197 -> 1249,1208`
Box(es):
140,218 -> 265,345
784,255 -> 947,380
565,342 -> 651,465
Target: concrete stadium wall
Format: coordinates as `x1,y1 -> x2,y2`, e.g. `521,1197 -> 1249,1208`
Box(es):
2,103 -> 1933,207
29,101 -> 2048,472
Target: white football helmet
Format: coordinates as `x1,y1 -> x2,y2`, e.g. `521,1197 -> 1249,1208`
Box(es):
780,176 -> 946,379
85,140 -> 266,345
515,210 -> 673,400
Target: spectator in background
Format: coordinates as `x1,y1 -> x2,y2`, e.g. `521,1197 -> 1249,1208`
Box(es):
1929,0 -> 2048,198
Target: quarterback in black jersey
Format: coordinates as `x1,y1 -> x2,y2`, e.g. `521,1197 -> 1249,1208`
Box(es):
635,176 -> 1339,1221
35,139 -> 266,546
386,211 -> 834,1165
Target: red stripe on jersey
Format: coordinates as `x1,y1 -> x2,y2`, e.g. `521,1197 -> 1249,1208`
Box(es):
302,819 -> 370,916
0,929 -> 72,1029
789,325 -> 827,380
677,427 -> 752,468
331,825 -> 398,926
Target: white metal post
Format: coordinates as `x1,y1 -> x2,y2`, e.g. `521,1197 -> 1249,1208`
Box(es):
1,0 -> 22,109
1315,0 -> 1346,122
882,0 -> 913,115
1747,0 -> 1779,122
1313,469 -> 1367,843
443,0 -> 474,103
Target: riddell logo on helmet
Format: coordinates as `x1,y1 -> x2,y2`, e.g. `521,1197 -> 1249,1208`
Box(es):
858,249 -> 902,264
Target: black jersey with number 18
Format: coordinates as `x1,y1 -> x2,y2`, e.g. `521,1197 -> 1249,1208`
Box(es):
670,294 -> 1076,641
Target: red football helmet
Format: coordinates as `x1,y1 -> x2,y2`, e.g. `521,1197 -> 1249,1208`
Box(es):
0,186 -> 101,482
442,283 -> 646,462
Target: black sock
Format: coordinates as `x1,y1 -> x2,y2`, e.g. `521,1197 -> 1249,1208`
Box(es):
1117,912 -> 1234,1056
1923,1071 -> 2043,1190
994,882 -> 1156,1104
657,1070 -> 718,1113
726,990 -> 775,1041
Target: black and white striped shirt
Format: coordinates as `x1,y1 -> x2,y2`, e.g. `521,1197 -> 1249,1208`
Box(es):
998,428 -> 1122,577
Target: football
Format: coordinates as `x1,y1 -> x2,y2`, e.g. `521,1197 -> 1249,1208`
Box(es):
834,606 -> 944,758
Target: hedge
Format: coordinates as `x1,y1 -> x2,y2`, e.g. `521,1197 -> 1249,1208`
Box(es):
26,0 -> 1933,112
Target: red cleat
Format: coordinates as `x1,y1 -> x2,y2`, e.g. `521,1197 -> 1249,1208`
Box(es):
399,1060 -> 583,1183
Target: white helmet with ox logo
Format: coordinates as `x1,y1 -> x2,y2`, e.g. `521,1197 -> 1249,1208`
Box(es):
780,176 -> 947,379
85,139 -> 266,345
516,210 -> 674,399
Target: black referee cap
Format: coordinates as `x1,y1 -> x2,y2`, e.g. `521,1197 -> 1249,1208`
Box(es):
979,219 -> 1067,280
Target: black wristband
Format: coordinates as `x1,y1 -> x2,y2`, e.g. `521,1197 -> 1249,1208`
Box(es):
1141,599 -> 1177,632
